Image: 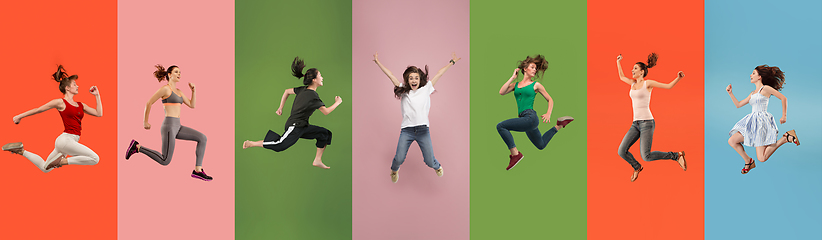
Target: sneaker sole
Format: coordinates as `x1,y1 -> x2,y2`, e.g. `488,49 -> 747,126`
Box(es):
191,174 -> 213,181
557,116 -> 574,121
507,156 -> 524,170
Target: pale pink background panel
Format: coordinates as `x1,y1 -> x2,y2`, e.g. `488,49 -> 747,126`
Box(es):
117,0 -> 235,239
352,0 -> 470,239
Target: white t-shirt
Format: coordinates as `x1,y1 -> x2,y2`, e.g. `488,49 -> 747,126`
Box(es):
400,82 -> 435,128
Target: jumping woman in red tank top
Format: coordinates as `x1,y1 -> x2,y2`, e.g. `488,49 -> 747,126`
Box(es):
2,65 -> 104,172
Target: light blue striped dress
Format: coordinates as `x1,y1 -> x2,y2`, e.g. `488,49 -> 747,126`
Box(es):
729,86 -> 779,147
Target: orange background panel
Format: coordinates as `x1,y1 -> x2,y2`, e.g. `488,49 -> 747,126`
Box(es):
0,1 -> 117,239
587,0 -> 704,239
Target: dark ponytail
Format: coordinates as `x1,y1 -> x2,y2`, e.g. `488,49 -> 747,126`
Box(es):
291,57 -> 318,85
52,65 -> 78,94
154,64 -> 178,82
755,65 -> 785,91
393,65 -> 429,99
635,52 -> 658,77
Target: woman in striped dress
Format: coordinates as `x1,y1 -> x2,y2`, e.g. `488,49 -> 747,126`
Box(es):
726,65 -> 799,174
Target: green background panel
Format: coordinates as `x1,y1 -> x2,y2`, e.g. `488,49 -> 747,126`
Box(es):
236,1 -> 352,239
470,1 -> 587,239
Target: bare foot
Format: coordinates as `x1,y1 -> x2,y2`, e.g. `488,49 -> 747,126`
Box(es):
312,160 -> 330,169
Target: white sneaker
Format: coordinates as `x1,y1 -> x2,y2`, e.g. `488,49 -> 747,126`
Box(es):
391,171 -> 399,183
435,167 -> 444,177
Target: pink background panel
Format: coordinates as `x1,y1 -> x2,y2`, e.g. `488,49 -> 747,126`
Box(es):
352,0 -> 470,239
117,0 -> 235,239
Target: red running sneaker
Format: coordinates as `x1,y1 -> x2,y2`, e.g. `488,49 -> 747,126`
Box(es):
506,152 -> 524,170
556,116 -> 574,128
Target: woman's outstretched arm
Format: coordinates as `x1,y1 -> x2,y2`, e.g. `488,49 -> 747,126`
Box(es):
647,71 -> 685,89
373,52 -> 401,87
726,84 -> 751,108
430,52 -> 461,86
616,54 -> 634,85
12,99 -> 62,124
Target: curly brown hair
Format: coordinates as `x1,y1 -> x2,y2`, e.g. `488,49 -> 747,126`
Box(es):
517,55 -> 549,79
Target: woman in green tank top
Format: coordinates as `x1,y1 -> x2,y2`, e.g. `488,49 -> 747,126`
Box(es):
496,55 -> 575,170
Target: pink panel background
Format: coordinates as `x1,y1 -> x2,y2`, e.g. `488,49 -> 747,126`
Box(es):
352,0 -> 470,239
117,1 -> 235,239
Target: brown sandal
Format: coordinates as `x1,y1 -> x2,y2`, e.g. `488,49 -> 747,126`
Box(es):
741,158 -> 756,174
631,166 -> 643,182
677,151 -> 687,171
785,130 -> 800,146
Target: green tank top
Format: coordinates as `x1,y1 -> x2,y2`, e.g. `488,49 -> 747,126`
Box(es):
514,81 -> 536,115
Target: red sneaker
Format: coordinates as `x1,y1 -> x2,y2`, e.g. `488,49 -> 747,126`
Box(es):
556,116 -> 574,128
506,152 -> 524,170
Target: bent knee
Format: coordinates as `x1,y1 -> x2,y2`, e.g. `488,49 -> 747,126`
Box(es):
728,137 -> 738,146
89,154 -> 100,165
617,149 -> 626,158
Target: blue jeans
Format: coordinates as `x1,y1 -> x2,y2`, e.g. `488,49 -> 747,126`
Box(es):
391,125 -> 441,171
617,120 -> 679,170
496,109 -> 558,150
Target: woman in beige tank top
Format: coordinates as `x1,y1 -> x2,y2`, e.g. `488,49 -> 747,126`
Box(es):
615,53 -> 687,182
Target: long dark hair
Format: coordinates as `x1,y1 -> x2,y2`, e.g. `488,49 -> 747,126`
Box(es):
153,64 -> 179,82
291,57 -> 318,86
393,65 -> 429,99
52,65 -> 78,94
635,53 -> 658,77
755,65 -> 785,91
517,55 -> 549,79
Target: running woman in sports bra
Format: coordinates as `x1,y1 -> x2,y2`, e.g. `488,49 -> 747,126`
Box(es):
242,57 -> 342,169
726,65 -> 798,174
373,52 -> 460,183
615,53 -> 686,182
124,65 -> 211,181
497,55 -> 575,171
3,65 -> 102,172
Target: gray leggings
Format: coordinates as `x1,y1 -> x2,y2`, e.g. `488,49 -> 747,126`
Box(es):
139,117 -> 207,166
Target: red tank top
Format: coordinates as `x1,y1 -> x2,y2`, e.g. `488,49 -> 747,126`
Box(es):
59,98 -> 84,135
